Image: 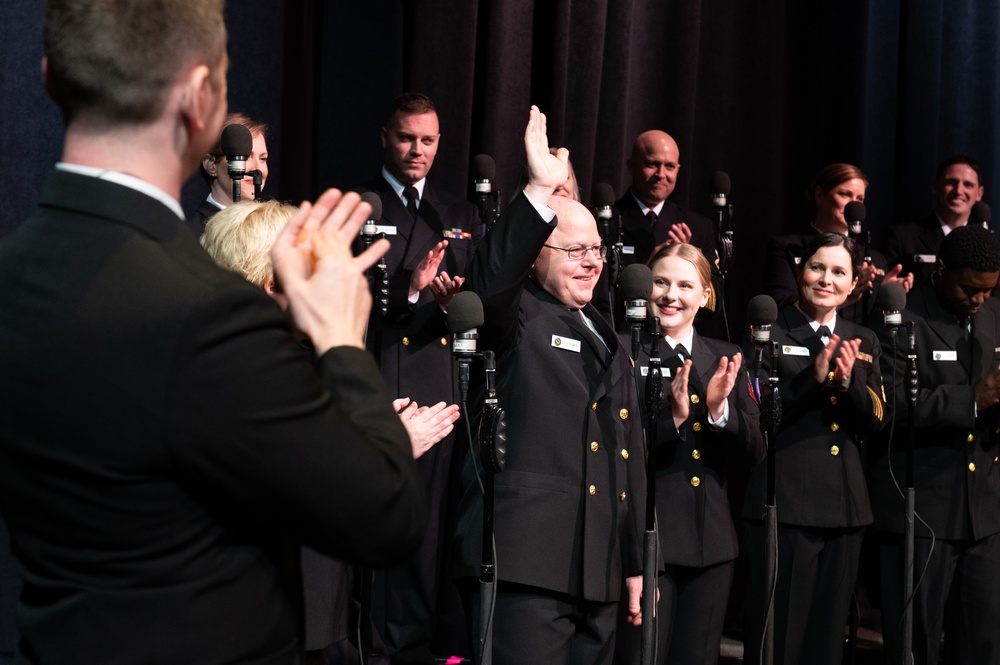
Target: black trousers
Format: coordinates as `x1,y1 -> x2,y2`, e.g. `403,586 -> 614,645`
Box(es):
879,530 -> 1000,665
743,522 -> 863,665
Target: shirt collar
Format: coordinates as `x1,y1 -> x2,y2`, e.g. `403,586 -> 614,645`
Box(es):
382,166 -> 426,203
56,163 -> 185,220
630,190 -> 665,216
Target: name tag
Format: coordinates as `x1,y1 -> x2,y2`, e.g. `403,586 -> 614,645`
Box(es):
913,254 -> 936,264
373,224 -> 397,236
622,245 -> 635,255
782,345 -> 810,356
551,335 -> 582,353
640,366 -> 673,378
932,350 -> 957,361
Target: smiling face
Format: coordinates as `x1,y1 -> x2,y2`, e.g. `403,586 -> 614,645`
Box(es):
382,111 -> 440,185
531,197 -> 603,309
934,163 -> 984,225
628,130 -> 680,207
648,254 -> 710,339
206,130 -> 269,205
797,244 -> 858,321
814,178 -> 866,233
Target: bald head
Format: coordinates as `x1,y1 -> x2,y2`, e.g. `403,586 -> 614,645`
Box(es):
628,130 -> 681,207
531,197 -> 604,309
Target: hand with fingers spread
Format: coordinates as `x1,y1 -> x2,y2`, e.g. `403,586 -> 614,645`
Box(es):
832,337 -> 862,387
271,189 -> 390,354
670,359 -> 693,429
666,222 -> 694,246
882,263 -> 915,293
410,240 -> 449,297
707,353 -> 742,422
522,105 -> 569,205
430,271 -> 465,308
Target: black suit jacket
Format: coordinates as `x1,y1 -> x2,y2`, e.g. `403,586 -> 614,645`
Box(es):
869,283 -> 1000,540
885,213 -> 946,288
185,196 -> 222,237
454,193 -> 646,602
762,230 -> 893,325
0,171 -> 427,664
357,175 -> 480,404
624,330 -> 763,567
742,306 -> 885,528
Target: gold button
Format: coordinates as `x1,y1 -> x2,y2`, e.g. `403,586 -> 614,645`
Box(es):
969,462 -> 976,472
830,422 -> 840,432
402,337 -> 410,346
621,449 -> 629,460
690,476 -> 701,487
967,433 -> 975,442
830,396 -> 838,405
440,337 -> 448,346
828,371 -> 835,381
691,449 -> 701,460
590,441 -> 599,452
589,484 -> 597,496
591,402 -> 598,411
830,445 -> 840,456
690,394 -> 700,404
619,408 -> 629,420
619,492 -> 627,502
693,422 -> 702,432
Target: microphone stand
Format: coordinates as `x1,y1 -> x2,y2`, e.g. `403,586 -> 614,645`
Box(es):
231,173 -> 244,203
714,202 -> 735,278
640,316 -> 662,665
250,169 -> 263,200
477,350 -> 506,665
476,190 -> 502,233
900,323 -> 917,665
760,340 -> 782,665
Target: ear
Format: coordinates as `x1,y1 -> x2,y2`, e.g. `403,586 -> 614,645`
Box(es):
263,278 -> 276,295
381,127 -> 388,149
202,153 -> 219,178
699,285 -> 711,309
179,64 -> 215,135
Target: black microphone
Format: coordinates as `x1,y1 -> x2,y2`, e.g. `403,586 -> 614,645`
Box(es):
448,291 -> 485,404
620,264 -> 653,360
877,281 -> 906,328
472,154 -> 499,231
221,124 -> 253,202
359,192 -> 388,318
748,295 -> 778,402
970,201 -> 991,229
593,183 -> 616,222
844,200 -> 866,237
710,171 -> 731,210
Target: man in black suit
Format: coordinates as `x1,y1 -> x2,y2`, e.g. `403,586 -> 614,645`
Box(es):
0,2 -> 426,663
358,93 -> 480,664
606,130 -> 724,333
871,224 -> 1000,665
886,155 -> 986,287
454,106 -> 646,665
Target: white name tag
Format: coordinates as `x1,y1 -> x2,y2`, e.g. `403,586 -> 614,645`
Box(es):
914,254 -> 936,264
551,335 -> 582,353
373,224 -> 398,236
622,245 -> 635,255
640,366 -> 673,378
932,350 -> 957,361
782,345 -> 810,356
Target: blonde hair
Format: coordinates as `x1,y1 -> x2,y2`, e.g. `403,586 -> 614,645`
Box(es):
201,201 -> 297,286
646,242 -> 716,311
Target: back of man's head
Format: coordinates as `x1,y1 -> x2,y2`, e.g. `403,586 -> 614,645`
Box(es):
44,0 -> 227,128
939,224 -> 1000,274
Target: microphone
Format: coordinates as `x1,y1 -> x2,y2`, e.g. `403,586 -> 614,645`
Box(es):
620,264 -> 653,360
221,124 -> 253,202
359,192 -> 388,318
448,291 -> 485,404
748,295 -> 778,402
710,171 -> 731,209
844,200 -> 866,237
359,192 -> 384,248
970,201 -> 991,229
472,154 -> 495,195
593,183 -> 616,221
878,282 -> 906,328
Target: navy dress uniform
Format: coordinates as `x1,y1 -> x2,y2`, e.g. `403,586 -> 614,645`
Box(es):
742,305 -> 885,665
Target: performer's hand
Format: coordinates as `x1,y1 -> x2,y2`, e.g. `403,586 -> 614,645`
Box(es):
410,240 -> 449,297
393,398 -> 461,459
671,359 -> 693,429
522,105 -> 569,206
272,189 -> 388,354
833,338 -> 861,389
431,271 -> 464,308
707,353 -> 741,421
843,262 -> 876,305
814,333 -> 841,383
625,575 -> 645,626
666,222 -> 693,246
882,263 -> 915,293
975,365 -> 1000,410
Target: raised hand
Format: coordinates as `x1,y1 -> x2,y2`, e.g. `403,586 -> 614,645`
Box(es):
707,352 -> 742,421
410,240 -> 449,296
670,359 -> 693,429
522,105 -> 569,204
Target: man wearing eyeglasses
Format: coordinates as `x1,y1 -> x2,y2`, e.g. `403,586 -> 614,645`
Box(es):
454,107 -> 646,665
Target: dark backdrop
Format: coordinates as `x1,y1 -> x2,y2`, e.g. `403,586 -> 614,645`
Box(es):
3,0 -> 1000,335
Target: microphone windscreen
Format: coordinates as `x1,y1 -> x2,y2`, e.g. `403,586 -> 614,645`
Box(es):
221,124 -> 253,159
593,182 -> 616,208
710,171 -> 732,196
747,294 -> 778,326
619,264 -> 653,301
844,200 -> 866,224
472,154 -> 496,180
970,201 -> 991,225
360,191 -> 383,221
877,281 -> 906,312
447,291 -> 485,332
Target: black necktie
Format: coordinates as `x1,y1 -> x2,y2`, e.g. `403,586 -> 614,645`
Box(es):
646,210 -> 657,228
404,185 -> 419,219
673,343 -> 688,362
817,325 -> 832,345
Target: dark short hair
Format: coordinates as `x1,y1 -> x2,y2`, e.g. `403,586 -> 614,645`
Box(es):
934,154 -> 983,185
797,233 -> 863,279
938,224 -> 1000,273
44,0 -> 226,128
386,93 -> 437,126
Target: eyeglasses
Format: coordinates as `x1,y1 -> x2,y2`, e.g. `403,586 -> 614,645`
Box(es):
542,244 -> 607,260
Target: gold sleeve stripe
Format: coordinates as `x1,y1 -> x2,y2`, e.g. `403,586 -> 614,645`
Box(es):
867,385 -> 884,421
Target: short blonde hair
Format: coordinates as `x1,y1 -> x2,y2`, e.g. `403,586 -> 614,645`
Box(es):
201,200 -> 297,286
646,242 -> 716,312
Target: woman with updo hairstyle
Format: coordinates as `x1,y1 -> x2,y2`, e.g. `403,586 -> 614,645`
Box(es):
742,232 -> 886,665
761,163 -> 911,325
614,242 -> 763,665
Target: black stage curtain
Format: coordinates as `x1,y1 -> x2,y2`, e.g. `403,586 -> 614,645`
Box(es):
3,0 -> 1000,334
